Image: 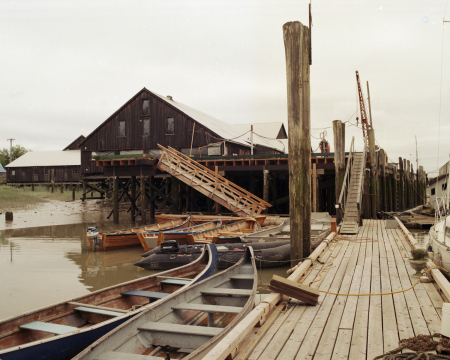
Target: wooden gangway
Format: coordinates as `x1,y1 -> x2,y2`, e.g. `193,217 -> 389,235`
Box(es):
339,137 -> 367,234
204,219 -> 448,360
157,145 -> 271,217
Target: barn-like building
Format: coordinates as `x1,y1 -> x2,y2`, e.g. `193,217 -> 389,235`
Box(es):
78,88 -> 287,177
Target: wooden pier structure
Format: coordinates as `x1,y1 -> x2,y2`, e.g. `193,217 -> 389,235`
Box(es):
204,218 -> 449,360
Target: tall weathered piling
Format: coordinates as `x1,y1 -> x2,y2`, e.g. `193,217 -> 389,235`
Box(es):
368,129 -> 377,218
263,170 -> 270,214
283,21 -> 311,265
393,165 -> 398,211
399,158 -> 404,210
333,120 -> 345,224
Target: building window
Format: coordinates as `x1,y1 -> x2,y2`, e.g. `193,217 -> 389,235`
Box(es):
431,188 -> 436,196
166,117 -> 175,135
73,168 -> 78,175
119,121 -> 126,137
143,99 -> 150,115
143,118 -> 150,136
45,169 -> 49,175
443,183 -> 448,191
22,170 -> 26,176
11,170 -> 15,176
33,168 -> 38,175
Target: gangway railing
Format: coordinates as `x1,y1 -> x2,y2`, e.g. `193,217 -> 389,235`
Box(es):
337,137 -> 355,214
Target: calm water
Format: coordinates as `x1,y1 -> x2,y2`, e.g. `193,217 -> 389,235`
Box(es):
0,220 -> 289,321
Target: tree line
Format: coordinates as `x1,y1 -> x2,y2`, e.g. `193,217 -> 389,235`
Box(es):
0,145 -> 30,167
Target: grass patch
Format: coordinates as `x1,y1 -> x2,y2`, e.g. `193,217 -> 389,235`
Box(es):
0,185 -> 81,212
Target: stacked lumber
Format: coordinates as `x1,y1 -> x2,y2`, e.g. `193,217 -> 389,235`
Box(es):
268,275 -> 319,305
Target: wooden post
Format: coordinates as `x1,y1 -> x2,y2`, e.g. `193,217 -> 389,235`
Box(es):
380,149 -> 386,212
313,163 -> 317,212
406,160 -> 411,209
60,183 -> 64,193
171,176 -> 180,214
419,166 -> 424,205
72,184 -> 75,201
263,170 -> 270,214
387,171 -> 392,212
130,176 -> 136,222
333,120 -> 345,224
284,21 -> 311,264
141,176 -> 147,223
214,166 -> 219,214
31,183 -> 35,191
82,179 -> 86,201
149,176 -> 155,219
368,129 -> 377,218
393,166 -> 398,211
399,158 -> 404,210
113,177 -> 119,224
51,169 -> 55,193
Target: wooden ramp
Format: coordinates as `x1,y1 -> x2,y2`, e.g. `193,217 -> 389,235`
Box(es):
156,145 -> 271,217
340,152 -> 364,234
229,219 -> 445,360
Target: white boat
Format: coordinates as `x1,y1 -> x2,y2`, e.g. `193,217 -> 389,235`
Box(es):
428,196 -> 450,270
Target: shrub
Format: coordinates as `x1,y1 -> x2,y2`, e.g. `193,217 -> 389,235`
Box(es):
410,248 -> 429,261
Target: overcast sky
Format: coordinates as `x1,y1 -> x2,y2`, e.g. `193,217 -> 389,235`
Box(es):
1,0 -> 449,174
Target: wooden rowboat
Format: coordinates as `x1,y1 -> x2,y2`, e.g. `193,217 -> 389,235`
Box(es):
73,247 -> 256,360
185,218 -> 261,244
155,214 -> 267,227
86,216 -> 191,251
138,219 -> 223,252
0,244 -> 218,360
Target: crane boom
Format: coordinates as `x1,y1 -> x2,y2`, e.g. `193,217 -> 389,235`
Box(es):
356,71 -> 371,138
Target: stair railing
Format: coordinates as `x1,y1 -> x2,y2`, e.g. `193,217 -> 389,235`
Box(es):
356,135 -> 368,222
337,136 -> 355,214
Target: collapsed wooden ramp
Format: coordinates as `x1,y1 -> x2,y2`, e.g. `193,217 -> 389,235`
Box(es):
157,145 -> 271,217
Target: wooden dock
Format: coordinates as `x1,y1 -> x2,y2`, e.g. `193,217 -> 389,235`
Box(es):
206,219 -> 448,360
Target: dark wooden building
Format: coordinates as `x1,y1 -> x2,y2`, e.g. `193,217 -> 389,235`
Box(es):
64,135 -> 86,150
6,150 -> 81,183
78,88 -> 286,177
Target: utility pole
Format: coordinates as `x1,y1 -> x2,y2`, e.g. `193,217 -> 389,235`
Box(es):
366,81 -> 373,128
7,138 -> 15,163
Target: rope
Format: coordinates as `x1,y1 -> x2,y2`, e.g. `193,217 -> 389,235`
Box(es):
374,352 -> 450,360
307,235 -> 450,297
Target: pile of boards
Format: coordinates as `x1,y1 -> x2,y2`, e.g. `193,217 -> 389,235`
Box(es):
268,275 -> 319,305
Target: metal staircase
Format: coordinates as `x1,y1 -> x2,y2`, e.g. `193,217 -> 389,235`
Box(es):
156,145 -> 271,217
338,137 -> 367,234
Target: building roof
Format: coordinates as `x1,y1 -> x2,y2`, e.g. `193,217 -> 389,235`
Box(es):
79,88 -> 286,153
63,135 -> 85,150
0,164 -> 5,172
5,150 -> 81,168
233,122 -> 288,139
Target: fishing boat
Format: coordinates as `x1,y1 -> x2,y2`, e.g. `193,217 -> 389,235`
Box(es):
138,219 -> 223,252
428,196 -> 450,270
73,247 -> 256,360
136,240 -> 290,270
86,216 -> 191,251
0,244 -> 218,360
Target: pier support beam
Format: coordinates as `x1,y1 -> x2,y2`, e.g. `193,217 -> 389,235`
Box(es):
333,120 -> 345,224
368,129 -> 377,218
283,21 -> 311,265
149,176 -> 155,219
130,176 -> 136,222
263,170 -> 270,214
113,176 -> 119,224
141,175 -> 147,224
399,158 -> 404,211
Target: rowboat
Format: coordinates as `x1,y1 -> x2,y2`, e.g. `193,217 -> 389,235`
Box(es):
86,216 -> 191,251
73,247 -> 257,360
0,244 -> 218,360
155,214 -> 267,227
136,240 -> 290,270
137,219 -> 223,252
185,218 -> 261,244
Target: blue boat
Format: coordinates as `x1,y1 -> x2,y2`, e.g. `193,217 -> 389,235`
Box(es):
0,244 -> 218,360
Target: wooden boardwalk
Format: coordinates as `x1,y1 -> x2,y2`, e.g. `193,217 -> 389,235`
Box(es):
235,220 -> 445,360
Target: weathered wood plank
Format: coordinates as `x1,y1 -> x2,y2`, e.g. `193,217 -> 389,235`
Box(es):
331,329 -> 352,360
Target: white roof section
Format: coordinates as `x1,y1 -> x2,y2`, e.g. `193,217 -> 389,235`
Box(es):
5,150 -> 81,168
152,92 -> 287,153
233,122 -> 287,139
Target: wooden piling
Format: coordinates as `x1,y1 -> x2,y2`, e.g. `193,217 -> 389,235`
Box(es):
149,176 -> 155,219
130,176 -> 136,222
141,176 -> 147,223
333,120 -> 345,224
113,177 -> 119,224
263,170 -> 270,214
368,129 -> 377,218
313,163 -> 317,212
406,160 -> 411,209
171,176 -> 180,214
380,149 -> 387,212
31,183 -> 35,191
399,158 -> 404,210
51,169 -> 55,193
393,165 -> 398,211
72,184 -> 75,201
82,179 -> 87,201
283,21 -> 311,264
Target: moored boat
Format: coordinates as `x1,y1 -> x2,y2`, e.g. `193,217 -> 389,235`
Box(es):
137,219 -> 223,252
86,216 -> 191,251
72,247 -> 257,360
136,240 -> 290,270
155,213 -> 267,227
428,213 -> 450,270
0,244 -> 218,360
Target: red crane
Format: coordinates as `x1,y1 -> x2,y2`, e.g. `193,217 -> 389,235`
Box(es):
356,71 -> 371,138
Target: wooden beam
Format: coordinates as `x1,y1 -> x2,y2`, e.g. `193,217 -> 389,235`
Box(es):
333,120 -> 345,224
284,21 -> 311,265
113,176 -> 119,224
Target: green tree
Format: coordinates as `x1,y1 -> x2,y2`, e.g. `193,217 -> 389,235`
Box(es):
0,145 -> 31,167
